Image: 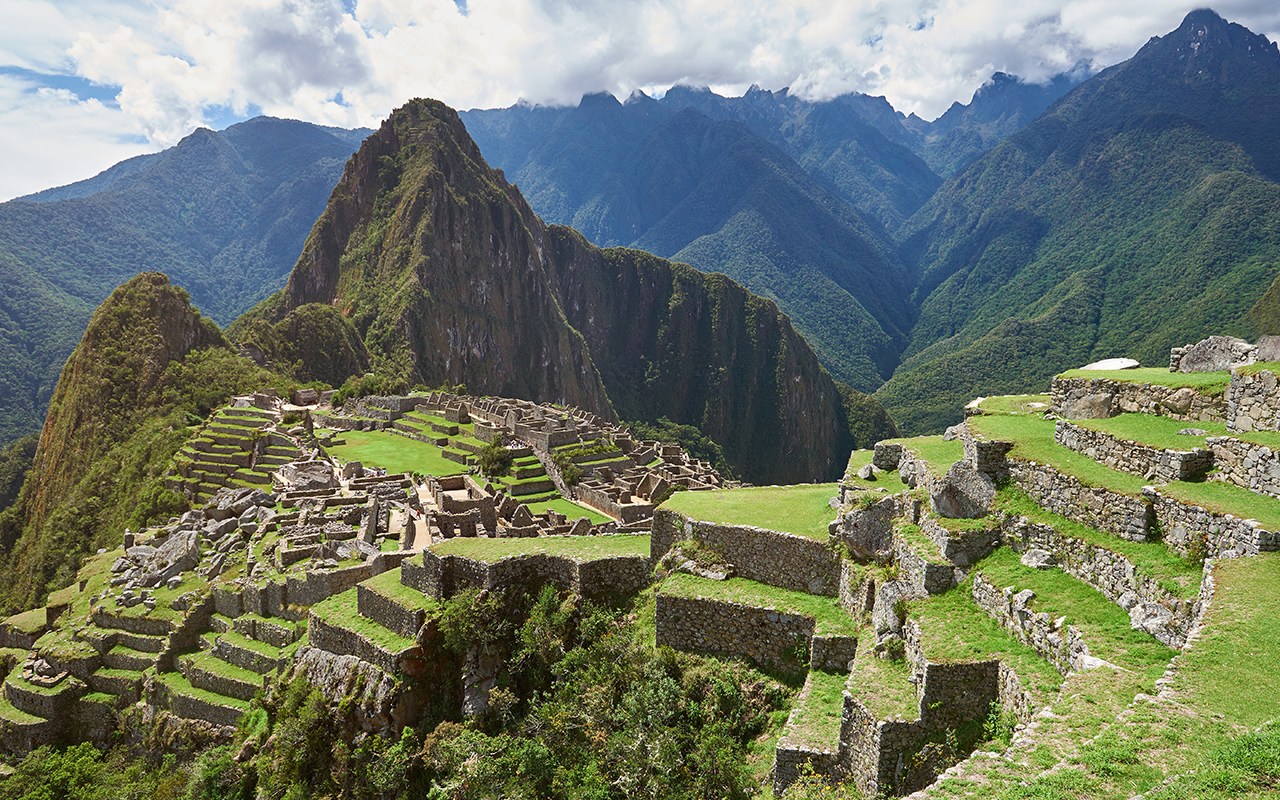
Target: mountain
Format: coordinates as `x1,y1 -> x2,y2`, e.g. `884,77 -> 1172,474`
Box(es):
0,273 -> 281,610
881,9 -> 1280,434
0,116 -> 369,445
461,91 -> 923,392
237,98 -> 897,484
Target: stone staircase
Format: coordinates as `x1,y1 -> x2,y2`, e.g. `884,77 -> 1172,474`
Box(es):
166,406 -> 304,505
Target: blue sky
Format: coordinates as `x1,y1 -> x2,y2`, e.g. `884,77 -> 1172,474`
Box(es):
2,0 -> 1279,201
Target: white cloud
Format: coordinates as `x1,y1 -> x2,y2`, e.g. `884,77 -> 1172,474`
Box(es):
0,73 -> 151,201
4,0 -> 1280,196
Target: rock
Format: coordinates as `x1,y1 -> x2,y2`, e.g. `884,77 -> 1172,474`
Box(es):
293,387 -> 320,405
279,460 -> 338,490
1160,387 -> 1196,415
941,423 -> 966,441
125,545 -> 157,560
1058,390 -> 1114,419
1176,335 -> 1255,373
1129,601 -> 1175,639
1020,549 -> 1057,569
1256,335 -> 1280,362
1177,428 -> 1209,436
166,576 -> 183,590
856,463 -> 876,480
930,461 -> 996,519
1078,357 -> 1139,371
1117,591 -> 1139,610
872,580 -> 912,636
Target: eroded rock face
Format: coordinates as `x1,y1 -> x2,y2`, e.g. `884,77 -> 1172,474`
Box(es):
930,462 -> 996,519
1020,548 -> 1057,569
291,646 -> 401,734
872,580 -> 912,637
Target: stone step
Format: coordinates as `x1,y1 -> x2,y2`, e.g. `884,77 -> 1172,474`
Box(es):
182,653 -> 261,703
209,614 -> 234,634
263,447 -> 300,458
112,630 -> 168,654
207,425 -> 256,439
91,610 -> 172,637
234,471 -> 272,485
3,672 -> 83,718
255,455 -> 293,467
308,590 -> 417,675
153,671 -> 248,728
86,668 -> 143,703
101,644 -> 159,671
213,631 -> 284,675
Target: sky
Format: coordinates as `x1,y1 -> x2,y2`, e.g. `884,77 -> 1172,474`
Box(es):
2,0 -> 1279,201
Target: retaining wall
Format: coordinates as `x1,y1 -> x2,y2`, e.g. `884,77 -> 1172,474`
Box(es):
1008,461 -> 1152,542
1054,420 -> 1212,482
1050,377 -> 1227,423
420,543 -> 652,604
654,593 -> 813,672
1226,369 -> 1280,432
357,584 -> 426,640
970,574 -> 1088,675
1207,436 -> 1280,500
1146,488 -> 1278,558
772,673 -> 841,795
307,610 -> 416,675
652,509 -> 840,596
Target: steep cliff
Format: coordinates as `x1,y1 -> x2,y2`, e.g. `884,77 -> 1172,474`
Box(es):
241,99 -> 896,483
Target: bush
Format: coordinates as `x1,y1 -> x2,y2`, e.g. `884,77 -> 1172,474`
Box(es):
477,441 -> 514,479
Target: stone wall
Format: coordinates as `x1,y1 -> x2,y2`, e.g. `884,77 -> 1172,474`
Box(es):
307,609 -> 417,675
212,586 -> 244,618
1054,420 -> 1212,482
652,509 -> 840,596
287,564 -> 376,609
920,515 -> 1000,568
809,635 -> 858,673
1207,436 -> 1280,499
838,561 -> 874,621
1000,514 -> 1201,649
158,682 -> 244,729
894,531 -> 956,596
838,695 -> 928,799
1226,369 -> 1280,432
357,584 -> 426,640
654,594 -> 813,672
1050,377 -> 1227,423
971,573 -> 1088,675
1008,461 -> 1152,542
1146,488 -> 1278,558
831,495 -> 902,560
420,546 -> 653,604
772,673 -> 841,795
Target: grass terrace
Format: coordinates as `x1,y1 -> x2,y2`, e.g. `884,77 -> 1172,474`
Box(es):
783,668 -> 850,748
524,497 -> 612,525
154,671 -> 251,711
430,533 -> 651,564
309,589 -> 417,654
975,547 -> 1176,685
1056,367 -> 1231,395
995,487 -> 1202,600
977,394 -> 1051,416
360,568 -> 439,614
886,435 -> 963,475
845,636 -> 920,721
909,577 -> 1064,703
658,574 -> 856,637
402,410 -> 476,435
662,483 -> 840,541
896,522 -> 947,565
2,608 -> 46,636
323,429 -> 463,477
1076,413 -> 1280,453
970,413 -> 1149,495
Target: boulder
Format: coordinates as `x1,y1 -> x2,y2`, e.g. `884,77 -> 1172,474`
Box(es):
1175,335 -> 1255,373
855,462 -> 876,480
1020,548 -> 1057,569
1160,387 -> 1196,415
1058,390 -> 1114,419
279,460 -> 339,490
293,387 -> 320,405
930,462 -> 996,519
1255,335 -> 1280,362
1129,601 -> 1175,643
1078,357 -> 1139,370
1177,428 -> 1209,436
941,423 -> 966,441
872,580 -> 912,637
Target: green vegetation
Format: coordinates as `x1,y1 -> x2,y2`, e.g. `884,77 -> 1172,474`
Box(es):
1073,413 -> 1280,451
845,641 -> 920,721
360,568 -> 439,613
430,533 -> 650,564
310,589 -> 418,654
1158,480 -> 1280,533
976,547 -> 1175,682
977,394 -> 1051,415
888,435 -> 964,475
659,574 -> 856,637
784,669 -> 849,748
476,440 -> 514,479
663,484 -> 839,541
323,428 -> 463,477
970,413 -> 1149,494
910,575 -> 1065,702
523,497 -> 611,526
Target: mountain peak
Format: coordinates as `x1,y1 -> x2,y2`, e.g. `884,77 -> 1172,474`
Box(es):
1138,7 -> 1280,74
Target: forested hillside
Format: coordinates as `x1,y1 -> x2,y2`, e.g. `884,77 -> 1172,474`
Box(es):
882,9 -> 1280,433
0,118 -> 367,444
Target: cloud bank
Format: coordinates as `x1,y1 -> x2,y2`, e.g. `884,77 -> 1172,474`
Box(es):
3,0 -> 1280,199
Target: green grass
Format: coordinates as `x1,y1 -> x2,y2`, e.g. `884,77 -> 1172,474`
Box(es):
976,547 -> 1175,682
0,687 -> 44,723
324,429 -> 463,476
155,670 -> 251,710
1073,413 -> 1274,451
970,413 -> 1149,495
784,668 -> 849,747
5,670 -> 73,696
887,435 -> 964,475
216,629 -> 282,659
1232,361 -> 1280,377
403,410 -> 475,435
658,574 -> 856,636
360,568 -> 440,613
977,394 -> 1052,416
309,589 -> 417,654
1158,480 -> 1280,533
662,484 -> 839,541
3,608 -> 46,635
523,497 -> 611,525
845,638 -> 920,721
910,577 -> 1065,703
896,522 -> 946,565
995,487 -> 1203,600
189,652 -> 263,687
1056,368 -> 1231,395
430,533 -> 651,564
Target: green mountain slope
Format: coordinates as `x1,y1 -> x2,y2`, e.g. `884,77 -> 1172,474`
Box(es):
239,98 -> 897,484
0,117 -> 367,444
883,9 -> 1280,434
